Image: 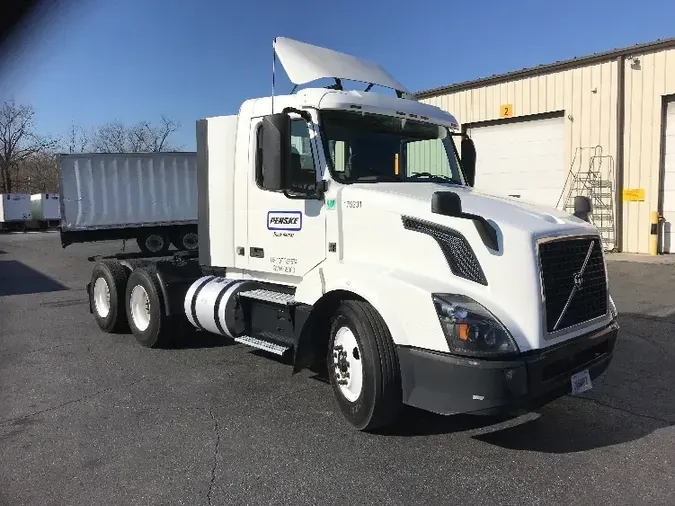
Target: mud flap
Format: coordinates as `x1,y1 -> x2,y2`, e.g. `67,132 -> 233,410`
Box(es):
86,282 -> 93,314
292,304 -> 314,375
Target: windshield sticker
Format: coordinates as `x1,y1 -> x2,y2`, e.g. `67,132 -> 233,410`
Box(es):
267,211 -> 302,231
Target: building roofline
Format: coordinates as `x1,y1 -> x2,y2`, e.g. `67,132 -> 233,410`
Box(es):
415,37 -> 675,99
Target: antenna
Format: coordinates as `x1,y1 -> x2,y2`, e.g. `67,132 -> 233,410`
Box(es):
271,38 -> 276,114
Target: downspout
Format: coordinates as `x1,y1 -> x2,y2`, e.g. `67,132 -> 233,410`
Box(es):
615,54 -> 626,252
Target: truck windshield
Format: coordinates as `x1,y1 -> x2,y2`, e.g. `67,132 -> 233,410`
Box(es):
320,110 -> 464,185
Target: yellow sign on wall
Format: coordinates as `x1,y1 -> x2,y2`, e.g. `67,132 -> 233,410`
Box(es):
622,188 -> 645,202
500,104 -> 513,118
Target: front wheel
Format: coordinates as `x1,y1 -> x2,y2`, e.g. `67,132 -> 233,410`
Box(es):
327,300 -> 402,431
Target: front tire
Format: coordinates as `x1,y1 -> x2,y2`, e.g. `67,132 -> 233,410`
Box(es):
327,300 -> 402,431
125,267 -> 171,348
90,261 -> 130,333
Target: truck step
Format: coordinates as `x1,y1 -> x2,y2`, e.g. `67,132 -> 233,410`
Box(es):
238,288 -> 295,305
233,335 -> 290,356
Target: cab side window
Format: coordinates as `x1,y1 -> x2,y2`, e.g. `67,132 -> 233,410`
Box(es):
255,118 -> 318,193
289,119 -> 318,191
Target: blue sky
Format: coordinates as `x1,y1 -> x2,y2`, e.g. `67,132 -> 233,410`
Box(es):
2,0 -> 674,151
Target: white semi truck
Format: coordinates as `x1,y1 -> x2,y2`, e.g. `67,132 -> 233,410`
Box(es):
86,37 -> 619,431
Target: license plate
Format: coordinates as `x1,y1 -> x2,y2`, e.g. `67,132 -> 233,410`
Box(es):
570,369 -> 592,395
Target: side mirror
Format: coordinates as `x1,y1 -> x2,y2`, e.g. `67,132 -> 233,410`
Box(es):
461,135 -> 476,187
260,113 -> 291,191
573,195 -> 593,222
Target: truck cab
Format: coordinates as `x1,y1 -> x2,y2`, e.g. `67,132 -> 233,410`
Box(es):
87,37 -> 619,431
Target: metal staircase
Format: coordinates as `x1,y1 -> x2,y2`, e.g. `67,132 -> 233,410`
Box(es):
557,146 -> 617,251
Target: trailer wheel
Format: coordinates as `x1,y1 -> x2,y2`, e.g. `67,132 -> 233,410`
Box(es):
327,300 -> 402,431
136,232 -> 170,256
90,261 -> 130,333
172,229 -> 199,251
125,267 -> 170,348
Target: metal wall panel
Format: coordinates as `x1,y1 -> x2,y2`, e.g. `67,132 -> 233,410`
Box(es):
623,48 -> 675,253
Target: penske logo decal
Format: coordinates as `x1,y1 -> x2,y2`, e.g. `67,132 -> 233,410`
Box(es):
267,211 -> 302,231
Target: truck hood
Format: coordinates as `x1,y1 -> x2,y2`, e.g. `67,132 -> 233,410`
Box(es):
338,182 -> 592,235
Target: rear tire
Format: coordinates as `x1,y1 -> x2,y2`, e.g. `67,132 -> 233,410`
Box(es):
90,261 -> 130,333
327,300 -> 402,431
125,267 -> 171,348
136,232 -> 170,256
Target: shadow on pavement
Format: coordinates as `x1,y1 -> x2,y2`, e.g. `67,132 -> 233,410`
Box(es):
381,311 -> 674,451
0,260 -> 68,296
162,327 -> 234,350
0,250 -> 6,255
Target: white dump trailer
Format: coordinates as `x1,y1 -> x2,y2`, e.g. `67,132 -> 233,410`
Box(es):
0,193 -> 32,231
58,152 -> 199,255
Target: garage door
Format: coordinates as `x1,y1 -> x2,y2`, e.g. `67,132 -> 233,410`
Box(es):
661,101 -> 675,253
466,115 -> 566,209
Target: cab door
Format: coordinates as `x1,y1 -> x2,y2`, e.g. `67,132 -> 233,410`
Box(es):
245,112 -> 327,280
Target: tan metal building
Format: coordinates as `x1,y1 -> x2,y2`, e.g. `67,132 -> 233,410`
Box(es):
416,38 -> 675,255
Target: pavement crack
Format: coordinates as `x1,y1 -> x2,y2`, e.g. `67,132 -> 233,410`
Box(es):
573,395 -> 674,424
0,378 -> 145,426
206,408 -> 221,506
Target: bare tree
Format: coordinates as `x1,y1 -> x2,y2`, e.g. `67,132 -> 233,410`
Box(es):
16,152 -> 59,193
65,122 -> 90,154
90,115 -> 182,153
0,100 -> 57,193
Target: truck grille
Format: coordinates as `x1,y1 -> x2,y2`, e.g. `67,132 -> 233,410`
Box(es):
538,236 -> 608,333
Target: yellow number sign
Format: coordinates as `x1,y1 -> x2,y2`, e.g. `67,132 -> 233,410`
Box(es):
500,104 -> 513,118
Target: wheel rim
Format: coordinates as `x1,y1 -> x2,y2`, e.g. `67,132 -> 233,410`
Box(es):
93,277 -> 111,318
182,232 -> 198,250
129,284 -> 151,331
145,235 -> 164,253
332,326 -> 363,402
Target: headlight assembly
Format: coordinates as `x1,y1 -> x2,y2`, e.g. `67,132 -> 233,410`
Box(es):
432,294 -> 520,358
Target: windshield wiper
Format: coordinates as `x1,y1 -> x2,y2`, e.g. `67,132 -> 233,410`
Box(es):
353,173 -> 403,182
409,172 -> 462,185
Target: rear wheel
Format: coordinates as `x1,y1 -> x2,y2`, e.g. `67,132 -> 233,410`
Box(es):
136,232 -> 170,256
125,267 -> 171,348
90,261 -> 129,333
327,300 -> 402,431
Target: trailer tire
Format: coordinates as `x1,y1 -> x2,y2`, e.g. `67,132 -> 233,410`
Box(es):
136,232 -> 170,256
125,267 -> 170,348
327,300 -> 402,431
90,261 -> 130,333
172,229 -> 199,251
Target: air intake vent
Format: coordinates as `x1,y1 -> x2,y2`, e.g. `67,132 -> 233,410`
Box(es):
402,216 -> 487,286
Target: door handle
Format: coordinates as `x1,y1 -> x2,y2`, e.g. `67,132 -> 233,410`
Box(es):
250,247 -> 264,258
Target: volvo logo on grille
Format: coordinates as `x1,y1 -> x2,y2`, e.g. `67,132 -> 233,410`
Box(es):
553,240 -> 595,331
573,271 -> 584,290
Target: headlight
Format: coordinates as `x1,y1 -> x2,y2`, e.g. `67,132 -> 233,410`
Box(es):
432,294 -> 519,358
609,295 -> 618,319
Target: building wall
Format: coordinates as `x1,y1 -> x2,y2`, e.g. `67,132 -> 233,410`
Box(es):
419,60 -> 619,179
622,48 -> 675,253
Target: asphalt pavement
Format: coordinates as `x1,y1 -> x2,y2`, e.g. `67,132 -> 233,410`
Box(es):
0,232 -> 674,506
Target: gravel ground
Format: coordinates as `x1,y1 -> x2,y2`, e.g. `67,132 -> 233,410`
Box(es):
0,231 -> 673,506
